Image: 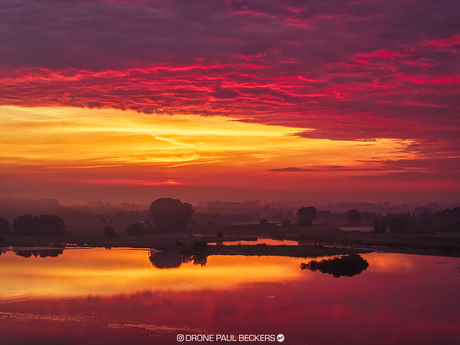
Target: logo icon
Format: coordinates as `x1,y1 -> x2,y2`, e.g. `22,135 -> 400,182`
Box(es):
177,334 -> 185,342
277,334 -> 285,342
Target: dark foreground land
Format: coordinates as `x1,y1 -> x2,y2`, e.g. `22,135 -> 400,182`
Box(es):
2,221 -> 460,258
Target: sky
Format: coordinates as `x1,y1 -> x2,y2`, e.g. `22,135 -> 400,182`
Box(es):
1,0 -> 459,205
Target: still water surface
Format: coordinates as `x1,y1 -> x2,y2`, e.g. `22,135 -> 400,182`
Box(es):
1,248 -> 460,345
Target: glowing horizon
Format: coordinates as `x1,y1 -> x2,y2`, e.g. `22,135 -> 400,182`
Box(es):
1,105 -> 440,204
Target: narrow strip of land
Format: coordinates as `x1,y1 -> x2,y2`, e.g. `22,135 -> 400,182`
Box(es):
2,222 -> 459,258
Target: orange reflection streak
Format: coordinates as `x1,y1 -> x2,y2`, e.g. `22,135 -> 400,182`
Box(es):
1,252 -> 459,345
363,252 -> 414,273
0,249 -> 421,301
0,249 -> 305,299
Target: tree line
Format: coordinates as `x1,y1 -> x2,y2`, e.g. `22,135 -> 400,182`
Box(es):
373,207 -> 460,234
1,200 -> 459,240
0,214 -> 67,236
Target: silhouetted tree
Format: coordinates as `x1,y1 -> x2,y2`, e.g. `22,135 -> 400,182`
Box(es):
259,219 -> 269,225
216,230 -> 223,238
12,214 -> 66,235
126,223 -> 149,236
281,220 -> 292,227
373,219 -> 387,233
297,207 -> 317,226
0,217 -> 10,235
104,226 -> 120,238
192,240 -> 207,252
35,215 -> 66,235
103,226 -> 115,237
417,207 -> 460,233
300,254 -> 369,278
149,198 -> 194,233
12,214 -> 34,235
346,209 -> 361,225
388,213 -> 418,234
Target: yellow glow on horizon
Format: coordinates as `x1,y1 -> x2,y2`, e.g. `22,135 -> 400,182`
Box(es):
0,105 -> 414,187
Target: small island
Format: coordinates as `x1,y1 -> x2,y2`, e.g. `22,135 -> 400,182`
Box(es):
301,254 -> 370,278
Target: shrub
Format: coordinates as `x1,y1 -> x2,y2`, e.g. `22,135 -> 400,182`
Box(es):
259,219 -> 269,225
192,240 -> 207,252
126,223 -> 149,236
103,226 -> 115,237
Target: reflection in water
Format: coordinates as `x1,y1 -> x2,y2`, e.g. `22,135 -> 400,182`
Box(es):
182,254 -> 207,267
148,250 -> 208,269
300,254 -> 369,278
209,238 -> 299,246
14,249 -> 64,258
148,250 -> 182,269
0,249 -> 302,298
1,249 -> 460,345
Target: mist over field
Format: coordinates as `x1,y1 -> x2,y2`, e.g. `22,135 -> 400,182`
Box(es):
1,197 -> 458,225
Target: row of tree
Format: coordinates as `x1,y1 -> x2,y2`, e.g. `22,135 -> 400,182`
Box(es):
296,207 -> 363,226
3,200 -> 459,237
373,208 -> 460,234
7,214 -> 67,236
1,198 -> 194,237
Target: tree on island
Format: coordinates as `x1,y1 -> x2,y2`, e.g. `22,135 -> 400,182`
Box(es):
149,198 -> 195,233
297,207 -> 317,226
301,254 -> 369,278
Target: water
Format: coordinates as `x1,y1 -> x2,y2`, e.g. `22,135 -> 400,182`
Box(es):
1,248 -> 460,345
339,226 -> 375,232
208,238 -> 300,246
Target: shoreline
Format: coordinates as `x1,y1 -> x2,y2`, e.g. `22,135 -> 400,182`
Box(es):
1,242 -> 456,259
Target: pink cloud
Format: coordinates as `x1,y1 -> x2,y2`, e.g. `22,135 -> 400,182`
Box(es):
426,34 -> 460,47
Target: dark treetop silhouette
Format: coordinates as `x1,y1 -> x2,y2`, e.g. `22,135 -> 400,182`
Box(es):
346,209 -> 362,225
301,254 -> 369,278
297,207 -> 317,226
12,214 -> 66,236
149,198 -> 194,233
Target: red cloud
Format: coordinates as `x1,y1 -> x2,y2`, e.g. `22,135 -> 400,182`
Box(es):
426,34 -> 460,47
